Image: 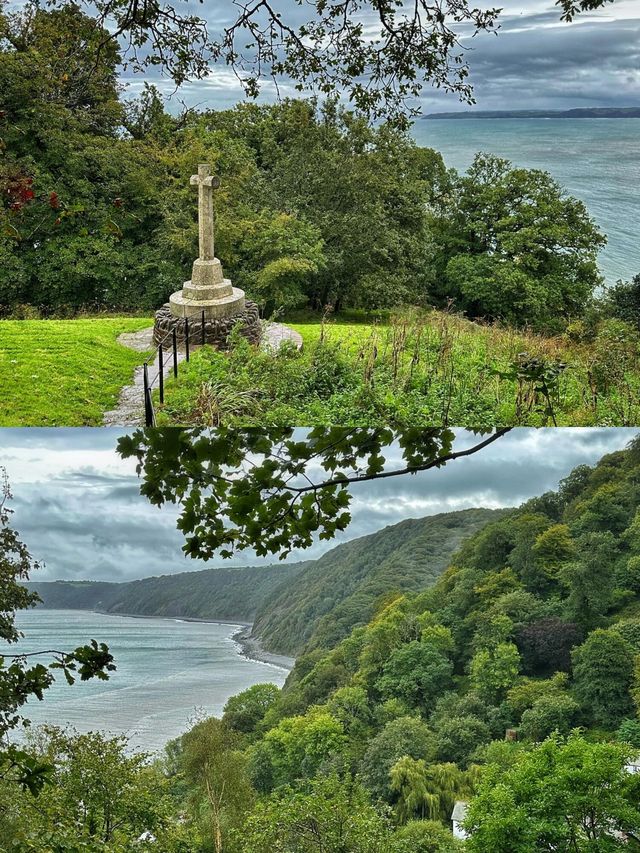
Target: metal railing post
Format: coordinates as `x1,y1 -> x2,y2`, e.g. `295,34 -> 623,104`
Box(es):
172,328 -> 178,378
201,309 -> 206,346
185,317 -> 190,362
158,343 -> 164,404
143,364 -> 153,426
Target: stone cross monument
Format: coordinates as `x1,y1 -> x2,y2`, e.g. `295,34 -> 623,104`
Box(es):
168,164 -> 246,319
153,163 -> 260,349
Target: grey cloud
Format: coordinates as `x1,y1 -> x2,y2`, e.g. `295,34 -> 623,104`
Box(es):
421,17 -> 640,110
0,428 -> 127,450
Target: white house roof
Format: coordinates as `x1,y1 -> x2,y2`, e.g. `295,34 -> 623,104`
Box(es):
452,801 -> 469,822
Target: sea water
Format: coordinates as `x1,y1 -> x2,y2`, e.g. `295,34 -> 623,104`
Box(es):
7,609 -> 288,753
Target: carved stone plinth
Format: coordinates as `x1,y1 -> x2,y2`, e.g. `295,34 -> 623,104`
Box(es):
169,280 -> 246,319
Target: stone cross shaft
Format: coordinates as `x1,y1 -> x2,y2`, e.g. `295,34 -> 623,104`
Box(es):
190,164 -> 220,261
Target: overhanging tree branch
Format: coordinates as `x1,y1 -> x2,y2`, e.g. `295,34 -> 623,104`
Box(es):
20,0 -> 613,125
118,427 -> 511,560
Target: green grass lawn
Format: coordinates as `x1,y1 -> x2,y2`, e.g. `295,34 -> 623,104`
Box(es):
0,318 -> 153,426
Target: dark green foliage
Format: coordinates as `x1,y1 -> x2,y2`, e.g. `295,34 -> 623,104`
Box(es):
433,715 -> 491,768
433,154 -> 606,331
605,274 -> 640,329
518,692 -> 580,741
571,629 -> 636,728
612,618 -> 640,652
616,718 -> 640,748
561,532 -> 619,629
223,684 -> 281,736
375,641 -> 454,713
360,716 -> 436,801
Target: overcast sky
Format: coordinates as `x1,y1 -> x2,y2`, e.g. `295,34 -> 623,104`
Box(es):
118,0 -> 640,113
0,428 -> 636,583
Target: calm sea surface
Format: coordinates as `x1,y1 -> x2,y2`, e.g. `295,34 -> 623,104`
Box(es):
412,118 -> 640,285
8,610 -> 288,753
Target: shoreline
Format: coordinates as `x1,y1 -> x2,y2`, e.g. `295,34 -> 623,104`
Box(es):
93,609 -> 253,628
232,626 -> 295,672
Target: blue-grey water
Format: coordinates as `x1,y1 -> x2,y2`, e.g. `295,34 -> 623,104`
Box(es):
412,118 -> 640,285
7,610 -> 288,753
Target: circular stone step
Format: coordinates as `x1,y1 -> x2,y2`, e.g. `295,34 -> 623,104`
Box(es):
169,286 -> 246,319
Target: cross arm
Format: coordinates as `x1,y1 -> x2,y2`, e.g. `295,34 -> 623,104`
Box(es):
190,175 -> 221,188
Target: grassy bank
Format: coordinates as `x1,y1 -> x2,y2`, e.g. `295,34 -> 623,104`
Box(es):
0,318 -> 153,426
154,310 -> 640,427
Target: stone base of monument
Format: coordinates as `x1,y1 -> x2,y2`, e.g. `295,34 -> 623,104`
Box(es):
153,301 -> 262,349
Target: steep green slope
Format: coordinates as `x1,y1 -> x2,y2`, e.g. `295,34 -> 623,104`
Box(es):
276,435 -> 640,744
229,435 -> 640,842
252,508 -> 505,655
27,563 -> 307,623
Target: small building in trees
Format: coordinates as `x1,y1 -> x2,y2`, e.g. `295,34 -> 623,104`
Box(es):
626,755 -> 640,774
451,800 -> 469,840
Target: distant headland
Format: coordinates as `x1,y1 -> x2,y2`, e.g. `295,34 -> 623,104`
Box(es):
423,107 -> 640,120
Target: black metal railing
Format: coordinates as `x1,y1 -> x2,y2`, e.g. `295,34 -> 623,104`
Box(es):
142,310 -> 208,426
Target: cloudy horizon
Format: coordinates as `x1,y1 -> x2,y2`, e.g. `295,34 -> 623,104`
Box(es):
0,428 -> 637,584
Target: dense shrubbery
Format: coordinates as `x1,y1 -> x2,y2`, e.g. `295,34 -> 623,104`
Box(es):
1,4 -> 614,334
